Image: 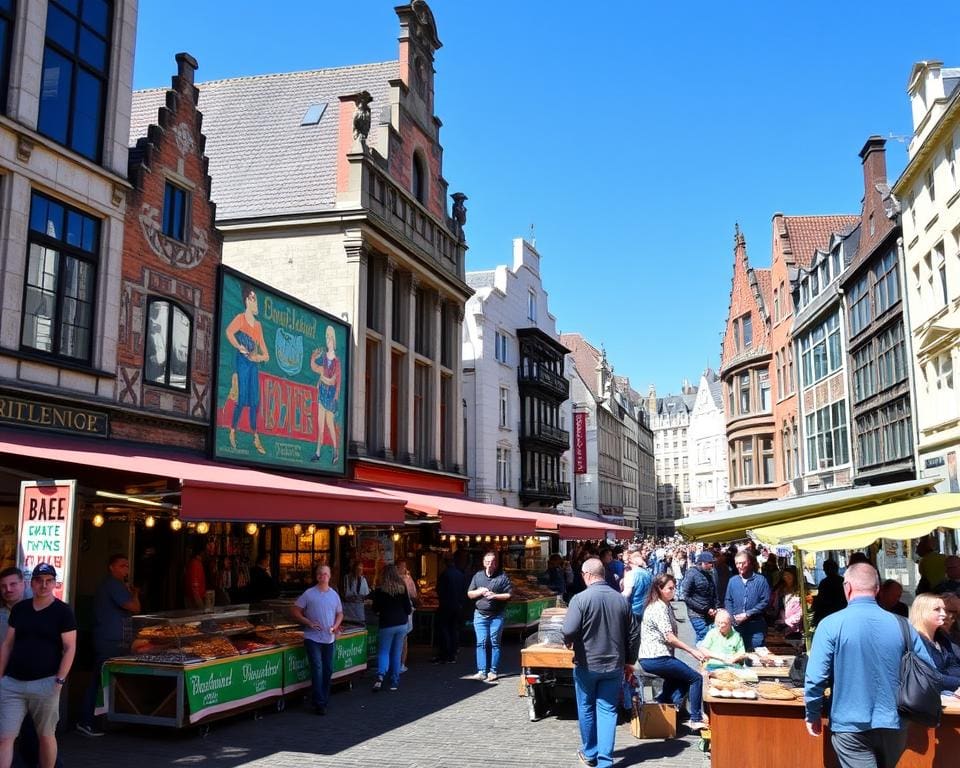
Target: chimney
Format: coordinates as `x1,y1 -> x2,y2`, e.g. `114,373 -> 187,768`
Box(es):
175,52 -> 198,87
859,136 -> 887,197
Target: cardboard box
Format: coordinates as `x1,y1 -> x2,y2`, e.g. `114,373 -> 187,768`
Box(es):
631,701 -> 676,739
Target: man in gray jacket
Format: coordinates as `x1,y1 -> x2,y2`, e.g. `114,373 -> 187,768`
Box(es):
562,557 -> 631,768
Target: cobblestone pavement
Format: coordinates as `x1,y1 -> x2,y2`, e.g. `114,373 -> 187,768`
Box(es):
59,623 -> 711,768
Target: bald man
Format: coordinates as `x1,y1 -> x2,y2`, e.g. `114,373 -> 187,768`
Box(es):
805,563 -> 937,768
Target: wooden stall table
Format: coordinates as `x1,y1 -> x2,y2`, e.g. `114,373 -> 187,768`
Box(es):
704,675 -> 825,768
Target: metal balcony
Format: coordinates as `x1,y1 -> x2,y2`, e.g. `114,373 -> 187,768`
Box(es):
519,480 -> 571,505
517,364 -> 569,400
519,421 -> 570,450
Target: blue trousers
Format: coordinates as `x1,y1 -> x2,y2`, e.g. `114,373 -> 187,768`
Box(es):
304,638 -> 334,708
377,624 -> 406,688
473,611 -> 504,674
689,615 -> 711,643
573,667 -> 621,768
640,655 -> 703,721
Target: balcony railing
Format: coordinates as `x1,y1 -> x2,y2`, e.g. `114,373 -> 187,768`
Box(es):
518,364 -> 569,400
519,480 -> 571,502
520,421 -> 570,449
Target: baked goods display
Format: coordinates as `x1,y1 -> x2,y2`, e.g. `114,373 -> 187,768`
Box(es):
182,637 -> 238,659
756,681 -> 797,701
138,624 -> 203,641
215,619 -> 255,634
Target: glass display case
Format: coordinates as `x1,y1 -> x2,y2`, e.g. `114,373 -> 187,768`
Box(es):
127,605 -> 294,664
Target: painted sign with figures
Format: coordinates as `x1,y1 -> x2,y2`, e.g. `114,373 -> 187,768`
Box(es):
214,268 -> 349,475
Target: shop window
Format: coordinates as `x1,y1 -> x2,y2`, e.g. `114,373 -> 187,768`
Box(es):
278,525 -> 331,589
38,0 -> 112,161
162,182 -> 188,242
144,298 -> 191,389
21,192 -> 100,362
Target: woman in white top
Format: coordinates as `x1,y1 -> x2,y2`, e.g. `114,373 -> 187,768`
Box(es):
637,573 -> 708,731
341,561 -> 370,625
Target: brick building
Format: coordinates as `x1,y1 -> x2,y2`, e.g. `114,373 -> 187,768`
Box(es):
117,53 -> 221,450
841,137 -> 915,486
720,225 -> 776,506
130,2 -> 472,495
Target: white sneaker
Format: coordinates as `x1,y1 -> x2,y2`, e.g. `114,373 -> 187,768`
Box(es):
400,664 -> 408,673
486,671 -> 498,682
687,720 -> 709,731
470,671 -> 487,680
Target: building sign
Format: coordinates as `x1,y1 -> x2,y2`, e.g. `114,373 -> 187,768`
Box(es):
214,268 -> 349,475
0,393 -> 108,437
17,480 -> 77,602
573,411 -> 588,474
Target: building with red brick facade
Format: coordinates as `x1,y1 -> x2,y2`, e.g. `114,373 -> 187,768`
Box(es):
116,53 -> 221,450
720,226 -> 776,506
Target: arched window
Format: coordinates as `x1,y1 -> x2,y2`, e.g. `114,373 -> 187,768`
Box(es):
412,152 -> 426,204
144,298 -> 191,390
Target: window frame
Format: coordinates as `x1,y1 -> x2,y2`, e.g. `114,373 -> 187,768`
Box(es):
143,296 -> 192,391
162,181 -> 189,242
37,0 -> 113,162
0,0 -> 14,114
20,191 -> 101,364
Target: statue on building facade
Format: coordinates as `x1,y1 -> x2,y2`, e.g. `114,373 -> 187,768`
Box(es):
451,192 -> 467,238
353,91 -> 373,143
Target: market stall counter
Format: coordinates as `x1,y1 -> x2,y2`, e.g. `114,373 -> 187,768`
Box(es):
102,606 -> 367,728
502,571 -> 558,630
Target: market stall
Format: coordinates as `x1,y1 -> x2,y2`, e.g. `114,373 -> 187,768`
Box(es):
100,605 -> 368,728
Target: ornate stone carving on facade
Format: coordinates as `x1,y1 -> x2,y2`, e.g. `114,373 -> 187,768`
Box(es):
139,203 -> 209,269
173,122 -> 196,156
16,134 -> 33,162
353,91 -> 373,142
451,192 -> 467,239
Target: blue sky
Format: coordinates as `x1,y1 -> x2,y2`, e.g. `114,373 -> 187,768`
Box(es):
133,1 -> 960,396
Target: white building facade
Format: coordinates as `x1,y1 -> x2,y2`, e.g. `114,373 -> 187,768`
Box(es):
687,370 -> 730,516
462,238 -> 572,511
647,383 -> 697,526
893,61 -> 960,494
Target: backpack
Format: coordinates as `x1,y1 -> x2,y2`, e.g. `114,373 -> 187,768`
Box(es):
630,568 -> 652,618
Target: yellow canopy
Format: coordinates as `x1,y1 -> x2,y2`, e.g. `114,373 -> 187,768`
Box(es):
676,478 -> 936,542
748,493 -> 960,552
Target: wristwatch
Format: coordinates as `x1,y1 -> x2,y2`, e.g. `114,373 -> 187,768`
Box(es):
54,677 -> 66,685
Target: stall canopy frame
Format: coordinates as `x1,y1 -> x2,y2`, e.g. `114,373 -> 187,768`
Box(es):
675,478 -> 937,542
748,492 -> 960,553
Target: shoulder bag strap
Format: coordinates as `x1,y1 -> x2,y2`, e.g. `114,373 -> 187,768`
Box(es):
898,616 -> 911,656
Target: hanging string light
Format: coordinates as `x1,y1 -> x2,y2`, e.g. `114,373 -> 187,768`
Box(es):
196,522 -> 210,535
144,515 -> 155,528
92,513 -> 105,528
338,525 -> 348,536
245,522 -> 258,536
170,518 -> 183,531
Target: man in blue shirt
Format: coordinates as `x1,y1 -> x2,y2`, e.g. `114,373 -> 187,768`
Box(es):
724,551 -> 770,651
805,563 -> 937,768
78,554 -> 140,736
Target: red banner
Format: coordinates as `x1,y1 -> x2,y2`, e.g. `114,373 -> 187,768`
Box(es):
573,412 -> 588,474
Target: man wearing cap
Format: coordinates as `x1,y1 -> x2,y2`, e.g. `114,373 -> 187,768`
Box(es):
681,552 -> 719,642
0,563 -> 77,768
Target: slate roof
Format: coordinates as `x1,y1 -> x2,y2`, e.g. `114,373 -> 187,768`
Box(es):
781,215 -> 860,269
466,270 -> 496,291
708,376 -> 723,409
130,61 -> 399,220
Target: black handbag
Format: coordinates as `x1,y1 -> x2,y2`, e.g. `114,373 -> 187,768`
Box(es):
896,617 -> 942,727
789,651 -> 807,686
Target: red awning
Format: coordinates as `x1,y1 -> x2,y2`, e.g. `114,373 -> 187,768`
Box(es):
367,487 -> 542,535
0,430 -> 406,524
535,511 -> 634,540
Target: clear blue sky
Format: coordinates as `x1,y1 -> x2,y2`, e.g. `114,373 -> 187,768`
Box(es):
133,1 -> 960,396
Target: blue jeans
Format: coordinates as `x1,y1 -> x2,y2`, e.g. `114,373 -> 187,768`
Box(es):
736,619 -> 766,652
473,611 -> 504,674
640,655 -> 703,721
304,638 -> 334,708
573,667 -> 621,768
377,624 -> 407,688
689,615 -> 711,643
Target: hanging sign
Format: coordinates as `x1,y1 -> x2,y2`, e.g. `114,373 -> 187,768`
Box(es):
17,480 -> 77,602
573,412 -> 588,474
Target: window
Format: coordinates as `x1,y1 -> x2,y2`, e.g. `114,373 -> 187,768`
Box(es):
852,345 -> 876,403
741,439 -> 754,486
144,299 -> 190,389
741,314 -> 752,349
527,290 -> 537,322
773,289 -> 779,322
926,166 -> 936,203
391,273 -> 406,344
806,401 -> 849,470
759,371 -> 770,411
496,447 -> 511,490
413,363 -> 430,461
932,352 -> 956,419
849,274 -> 871,336
876,323 -> 907,391
738,372 -> 750,415
761,438 -> 775,484
881,398 -> 913,463
494,331 -> 508,363
414,288 -> 430,357
934,242 -> 948,307
412,153 -> 426,204
801,312 -> 842,387
38,0 -> 112,161
0,0 -> 14,111
499,386 -> 509,428
775,351 -> 783,398
948,135 -> 957,184
162,182 -> 188,241
21,192 -> 100,361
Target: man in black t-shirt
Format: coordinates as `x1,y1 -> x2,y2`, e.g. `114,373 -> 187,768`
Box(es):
0,563 -> 77,768
466,552 -> 512,683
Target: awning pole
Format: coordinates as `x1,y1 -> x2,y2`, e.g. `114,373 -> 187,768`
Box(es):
795,545 -> 811,654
